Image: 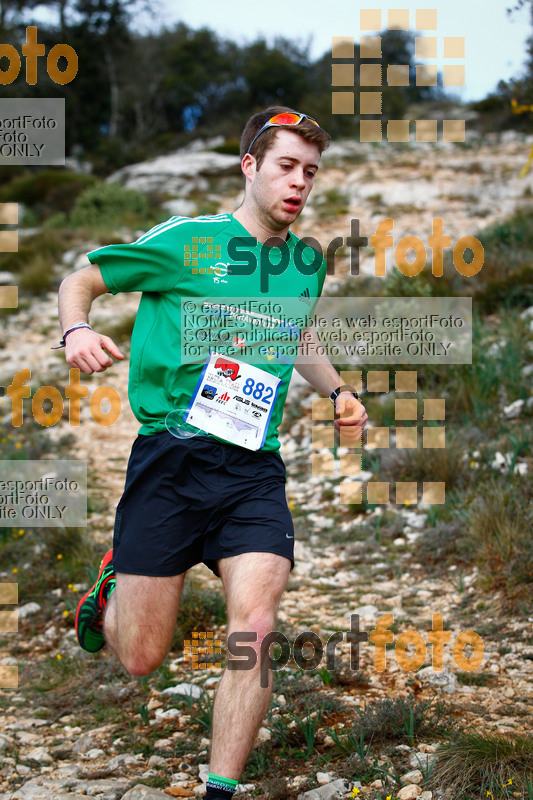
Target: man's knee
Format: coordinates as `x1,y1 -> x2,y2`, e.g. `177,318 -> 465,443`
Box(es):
229,610 -> 278,653
120,648 -> 167,678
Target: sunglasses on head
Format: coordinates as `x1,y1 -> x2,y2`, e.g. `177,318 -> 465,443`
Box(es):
245,112 -> 320,155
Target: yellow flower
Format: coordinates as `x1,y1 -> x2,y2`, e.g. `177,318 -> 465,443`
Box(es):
12,568 -> 18,574
351,789 -> 360,798
470,460 -> 476,467
1,438 -> 6,444
62,610 -> 69,617
56,554 -> 63,560
506,779 -> 513,785
386,795 -> 392,800
56,654 -> 62,660
486,792 -> 493,798
15,442 -> 22,449
18,529 -> 24,535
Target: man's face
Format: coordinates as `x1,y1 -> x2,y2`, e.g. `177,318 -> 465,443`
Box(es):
245,129 -> 320,231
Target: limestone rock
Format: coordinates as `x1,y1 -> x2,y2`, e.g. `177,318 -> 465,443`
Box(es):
17,603 -> 41,619
24,746 -> 52,765
397,785 -> 422,800
161,683 -> 203,700
400,770 -> 423,785
72,733 -> 95,754
108,149 -> 240,196
121,785 -> 171,800
416,666 -> 458,693
298,778 -> 351,799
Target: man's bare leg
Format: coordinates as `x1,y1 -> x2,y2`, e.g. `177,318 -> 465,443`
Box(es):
209,551 -> 291,779
104,572 -> 186,676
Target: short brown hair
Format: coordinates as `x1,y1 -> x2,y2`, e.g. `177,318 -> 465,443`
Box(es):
240,105 -> 331,170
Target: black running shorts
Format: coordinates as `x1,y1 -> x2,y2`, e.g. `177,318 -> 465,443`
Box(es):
112,431 -> 295,578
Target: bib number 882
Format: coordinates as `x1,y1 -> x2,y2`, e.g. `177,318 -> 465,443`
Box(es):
242,378 -> 274,404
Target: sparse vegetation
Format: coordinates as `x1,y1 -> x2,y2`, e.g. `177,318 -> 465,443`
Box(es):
429,731 -> 533,798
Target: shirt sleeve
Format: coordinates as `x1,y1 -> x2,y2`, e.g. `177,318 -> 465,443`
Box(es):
87,217 -> 192,294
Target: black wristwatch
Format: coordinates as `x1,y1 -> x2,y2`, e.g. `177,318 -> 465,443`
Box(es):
329,385 -> 359,404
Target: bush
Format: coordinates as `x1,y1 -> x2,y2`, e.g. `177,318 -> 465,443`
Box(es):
0,170 -> 96,220
348,696 -> 455,744
212,138 -> 241,155
393,434 -> 469,490
461,479 -> 533,601
417,520 -> 470,567
0,229 -> 67,295
429,730 -> 533,797
70,181 -> 150,229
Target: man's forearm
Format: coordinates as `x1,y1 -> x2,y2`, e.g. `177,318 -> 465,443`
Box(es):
294,326 -> 345,396
57,264 -> 123,373
58,266 -> 106,333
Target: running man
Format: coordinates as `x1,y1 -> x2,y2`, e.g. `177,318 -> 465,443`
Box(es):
57,106 -> 367,800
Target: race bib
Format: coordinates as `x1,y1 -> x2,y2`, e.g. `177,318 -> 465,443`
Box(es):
184,352 -> 282,451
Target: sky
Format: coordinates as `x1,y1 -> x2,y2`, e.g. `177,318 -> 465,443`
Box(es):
142,0 -> 532,102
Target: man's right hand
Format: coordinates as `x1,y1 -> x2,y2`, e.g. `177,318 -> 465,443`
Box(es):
65,328 -> 125,374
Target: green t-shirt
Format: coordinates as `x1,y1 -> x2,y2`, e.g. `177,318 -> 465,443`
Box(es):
88,212 -> 326,452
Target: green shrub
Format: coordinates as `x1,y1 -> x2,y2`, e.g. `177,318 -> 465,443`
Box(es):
0,229 -> 66,295
393,434 -> 469,490
352,696 -> 454,744
19,253 -> 56,295
0,170 -> 96,220
461,479 -> 533,601
475,263 -> 533,313
70,181 -> 150,229
429,730 -> 533,797
417,520 -> 471,568
212,139 -> 241,155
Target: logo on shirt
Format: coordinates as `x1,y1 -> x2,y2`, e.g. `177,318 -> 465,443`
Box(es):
298,288 -> 313,306
213,262 -> 229,285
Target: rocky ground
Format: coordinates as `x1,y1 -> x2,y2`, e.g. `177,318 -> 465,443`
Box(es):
0,132 -> 532,800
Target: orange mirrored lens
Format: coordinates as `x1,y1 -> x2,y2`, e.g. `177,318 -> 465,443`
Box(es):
270,113 -> 302,125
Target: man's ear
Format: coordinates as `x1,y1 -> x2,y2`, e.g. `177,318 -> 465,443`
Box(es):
241,153 -> 256,182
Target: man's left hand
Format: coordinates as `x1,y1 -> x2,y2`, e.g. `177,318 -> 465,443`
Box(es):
333,393 -> 368,441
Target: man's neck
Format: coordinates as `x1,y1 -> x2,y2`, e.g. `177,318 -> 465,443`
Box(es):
232,207 -> 290,244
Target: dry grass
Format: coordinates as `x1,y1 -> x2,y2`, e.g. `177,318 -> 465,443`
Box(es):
429,730 -> 533,798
